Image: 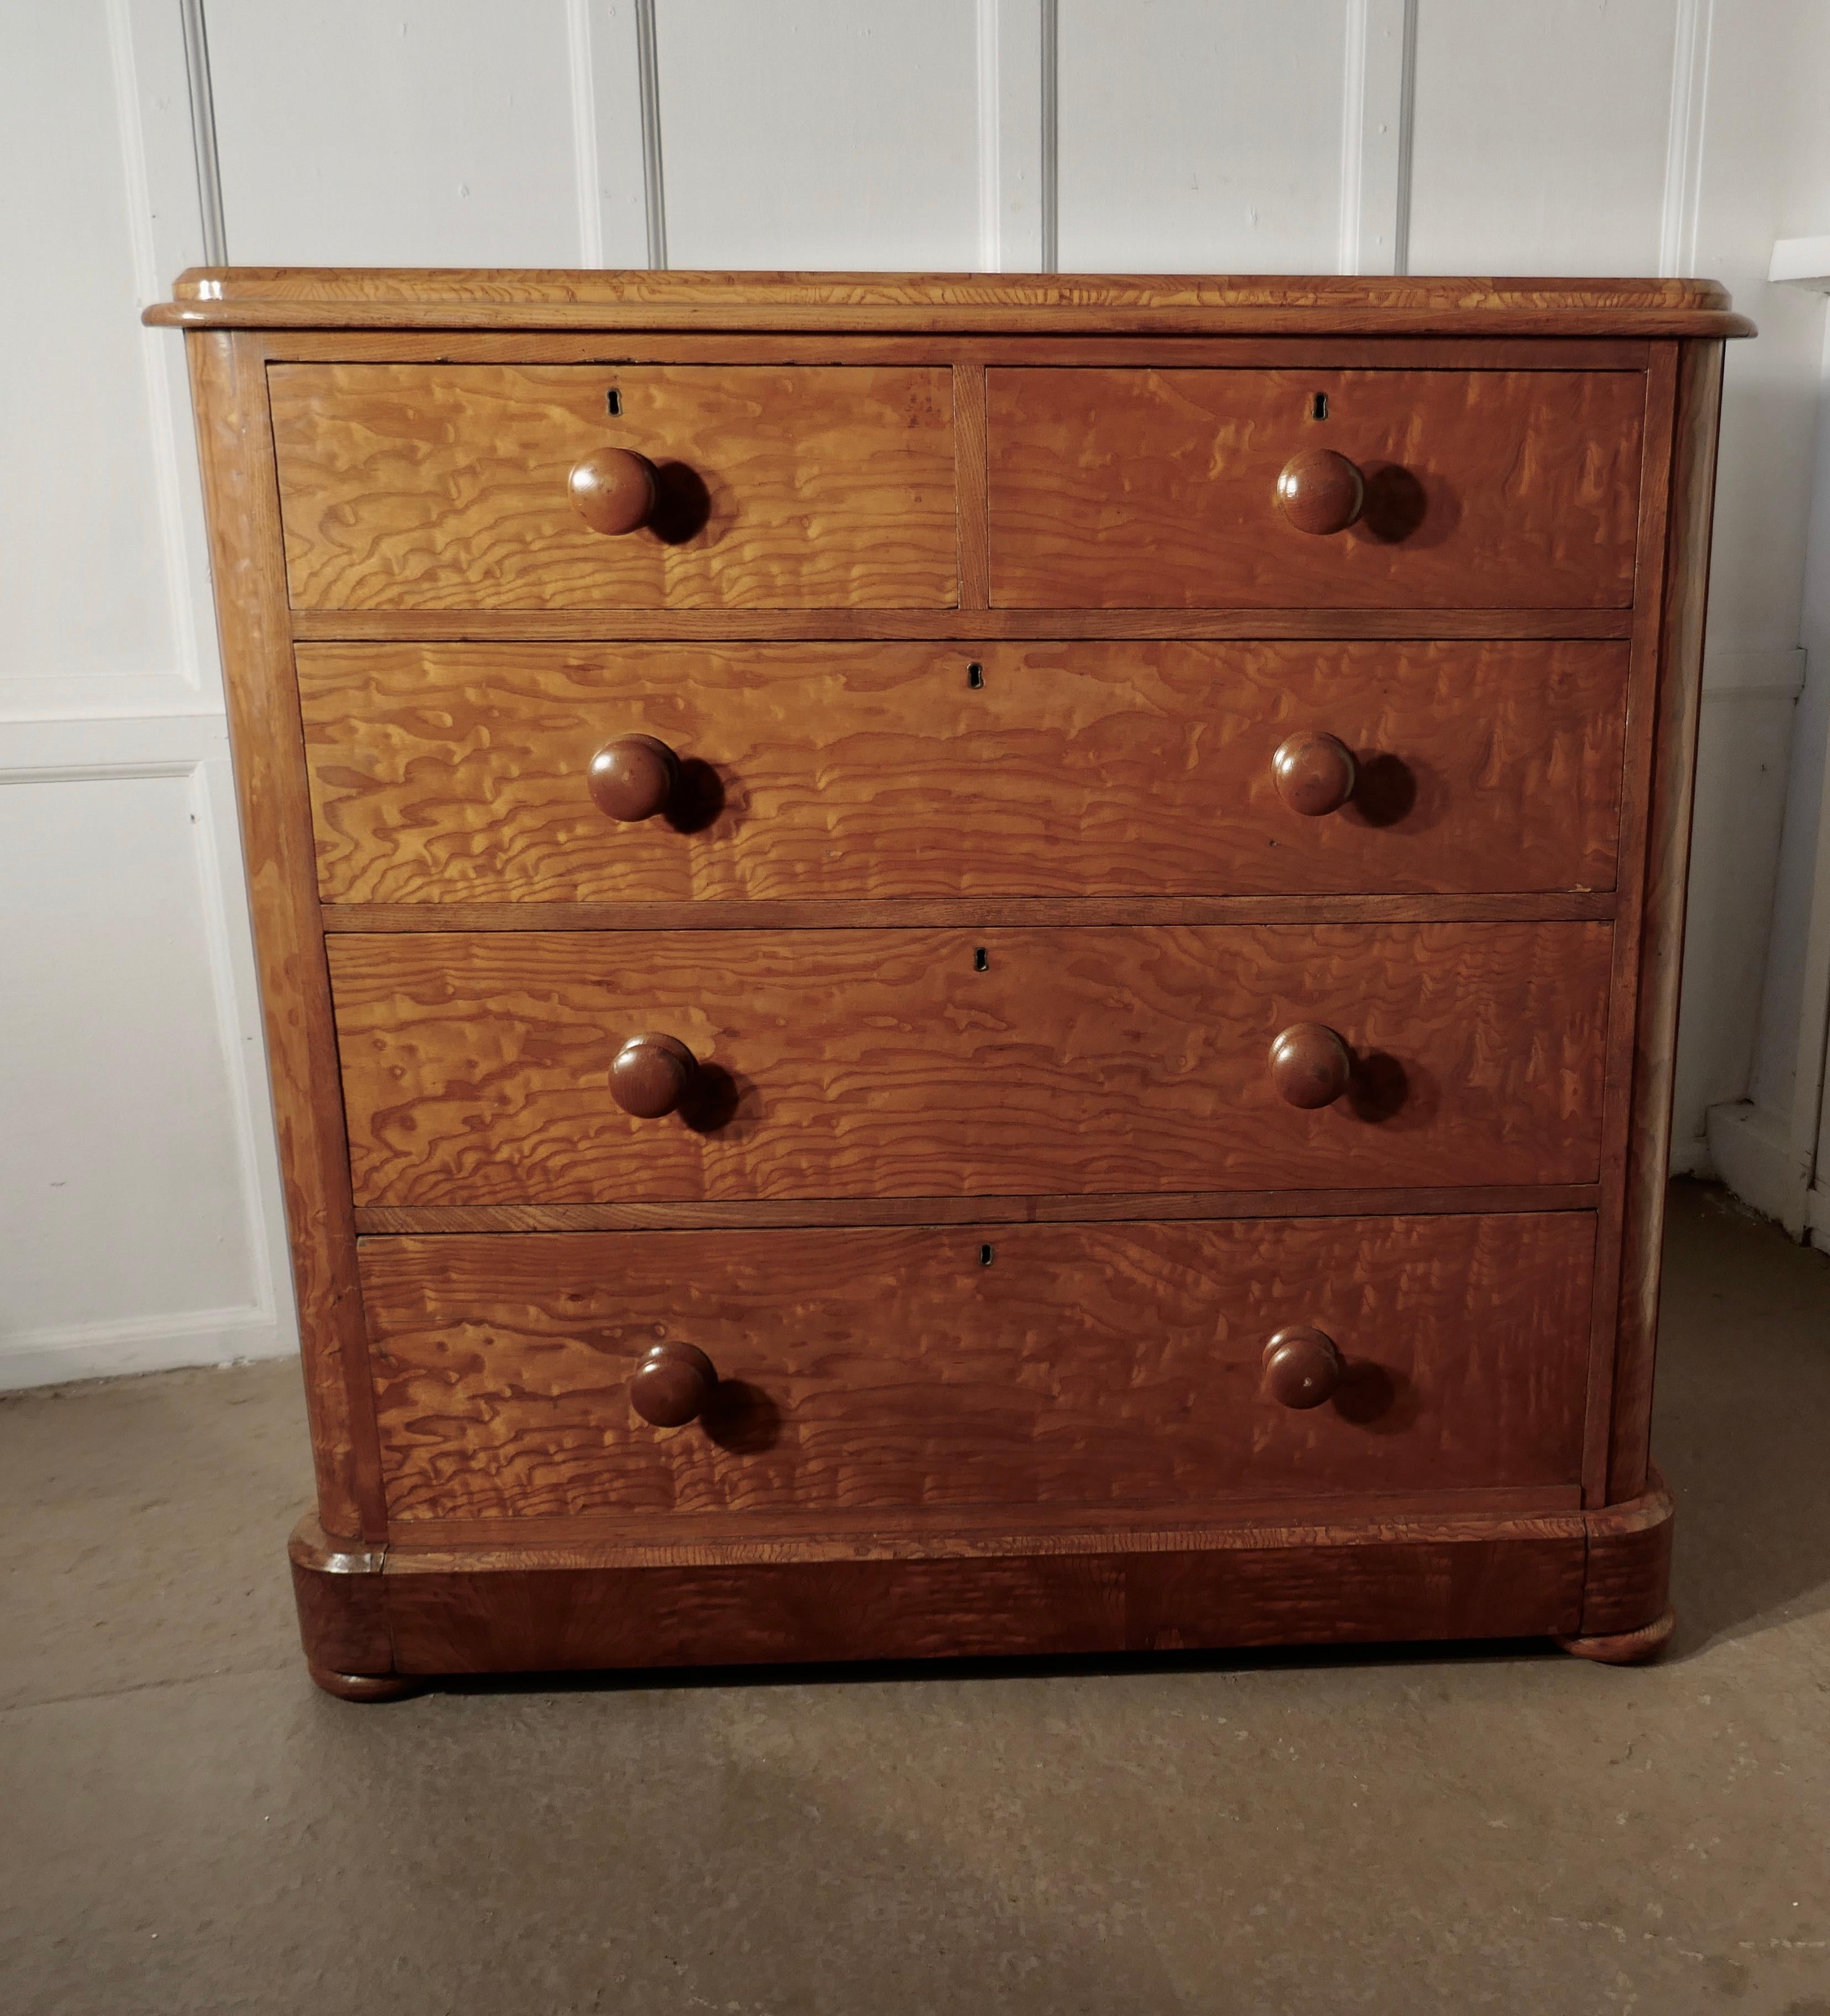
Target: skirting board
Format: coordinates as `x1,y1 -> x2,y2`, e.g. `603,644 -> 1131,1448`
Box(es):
1705,1098 -> 1828,1246
0,1303 -> 292,1394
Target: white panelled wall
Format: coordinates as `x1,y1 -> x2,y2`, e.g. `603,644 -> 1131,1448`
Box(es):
7,1 -> 1830,1393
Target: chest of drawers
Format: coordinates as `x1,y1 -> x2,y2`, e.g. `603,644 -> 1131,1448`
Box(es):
148,270 -> 1750,1697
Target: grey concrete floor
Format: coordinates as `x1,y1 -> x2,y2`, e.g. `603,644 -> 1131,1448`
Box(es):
2,1180 -> 1828,2016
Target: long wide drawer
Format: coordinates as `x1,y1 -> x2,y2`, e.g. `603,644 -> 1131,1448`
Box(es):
328,921 -> 1612,1205
359,1213 -> 1597,1524
301,639 -> 1629,903
269,364 -> 958,610
989,367 -> 1645,608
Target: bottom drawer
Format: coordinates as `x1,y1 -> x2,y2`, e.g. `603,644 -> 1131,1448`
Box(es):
360,1213 -> 1595,1525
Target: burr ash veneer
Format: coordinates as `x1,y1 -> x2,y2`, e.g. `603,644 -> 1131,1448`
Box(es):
146,269 -> 1749,1695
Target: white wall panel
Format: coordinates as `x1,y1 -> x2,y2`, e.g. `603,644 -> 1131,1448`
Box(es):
0,771 -> 256,1338
656,0 -> 981,270
1057,0 -> 1353,274
1407,0 -> 1677,276
0,2 -> 175,689
206,0 -> 587,266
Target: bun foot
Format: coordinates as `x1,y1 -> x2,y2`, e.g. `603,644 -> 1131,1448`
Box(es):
308,1661 -> 422,1702
1555,1607 -> 1676,1665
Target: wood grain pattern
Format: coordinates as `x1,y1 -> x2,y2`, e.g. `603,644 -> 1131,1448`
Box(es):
270,364 -> 958,611
297,639 -> 1628,905
376,1534 -> 1587,1672
321,895 -> 1619,933
155,276 -> 1743,1680
1609,343 -> 1726,1502
1581,344 -> 1681,1505
327,921 -> 1612,1205
185,333 -> 387,1545
954,363 -> 989,609
387,1488 -> 1588,1561
288,1518 -> 392,1676
358,1214 -> 1595,1524
147,266 -> 1752,339
1578,1468 -> 1675,1634
290,607 -> 1637,643
166,268 -> 1740,310
989,368 -> 1645,610
352,1182 -> 1602,1236
251,329 -> 1659,373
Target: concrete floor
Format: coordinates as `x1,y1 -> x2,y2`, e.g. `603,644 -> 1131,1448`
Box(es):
2,1182 -> 1827,2016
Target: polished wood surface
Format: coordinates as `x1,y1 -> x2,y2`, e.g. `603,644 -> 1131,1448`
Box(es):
270,364 -> 958,610
1268,1022 -> 1352,1110
1261,1326 -> 1344,1409
1576,1469 -> 1676,1635
628,1341 -> 720,1428
289,1478 -> 1677,1680
328,921 -> 1612,1205
609,1032 -> 696,1119
1272,730 -> 1359,818
186,334 -> 387,1545
377,1526 -> 1588,1671
297,639 -> 1628,904
148,267 -> 1752,338
352,1182 -> 1603,1235
291,606 -> 1638,643
989,368 -> 1644,608
1608,343 -> 1725,1502
586,733 -> 678,822
567,447 -> 659,536
155,272 -> 1737,1682
358,1213 -> 1595,1522
322,894 -> 1618,933
1276,448 -> 1365,534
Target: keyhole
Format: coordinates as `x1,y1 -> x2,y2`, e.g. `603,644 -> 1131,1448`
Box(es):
979,1243 -> 996,1267
973,947 -> 989,972
606,387 -> 623,417
967,662 -> 984,690
1309,392 -> 1329,421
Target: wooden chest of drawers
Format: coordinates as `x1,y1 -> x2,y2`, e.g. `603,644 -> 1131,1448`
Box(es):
149,270 -> 1750,1695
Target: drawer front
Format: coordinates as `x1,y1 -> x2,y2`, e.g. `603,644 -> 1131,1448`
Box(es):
360,1213 -> 1596,1523
329,921 -> 1611,1205
301,639 -> 1627,904
988,368 -> 1644,608
270,364 -> 958,610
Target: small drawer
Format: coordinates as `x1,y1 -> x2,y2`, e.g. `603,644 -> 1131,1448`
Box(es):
269,364 -> 958,610
359,1212 -> 1596,1524
988,366 -> 1645,608
300,638 -> 1628,904
328,920 -> 1612,1206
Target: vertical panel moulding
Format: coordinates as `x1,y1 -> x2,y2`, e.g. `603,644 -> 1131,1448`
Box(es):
634,0 -> 668,269
1580,343 -> 1680,1509
564,0 -> 605,267
955,364 -> 990,608
1338,0 -> 1415,276
568,0 -> 653,270
1658,0 -> 1712,279
1606,340 -> 1727,1503
977,0 -> 1047,271
185,330 -> 389,1544
1038,0 -> 1058,272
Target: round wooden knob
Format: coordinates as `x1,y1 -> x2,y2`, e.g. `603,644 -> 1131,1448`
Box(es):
589,735 -> 678,822
1269,1022 -> 1351,1109
1272,732 -> 1358,817
1275,449 -> 1365,535
611,1032 -> 695,1118
630,1341 -> 718,1427
1262,1326 -> 1343,1410
569,447 -> 659,536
